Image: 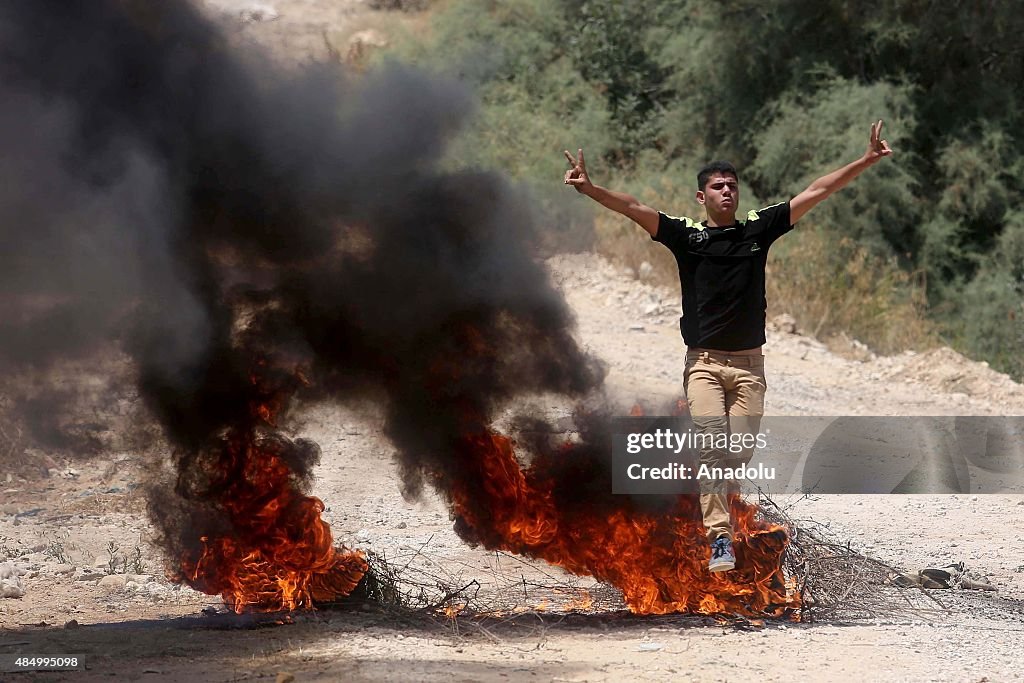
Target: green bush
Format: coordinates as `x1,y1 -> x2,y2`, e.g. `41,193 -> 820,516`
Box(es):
950,211 -> 1024,379
746,78 -> 920,254
390,0 -> 1024,379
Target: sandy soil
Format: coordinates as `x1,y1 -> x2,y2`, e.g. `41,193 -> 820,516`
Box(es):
3,2 -> 1024,682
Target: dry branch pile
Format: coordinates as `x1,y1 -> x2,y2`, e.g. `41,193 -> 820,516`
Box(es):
757,493 -> 949,622
337,493 -> 954,629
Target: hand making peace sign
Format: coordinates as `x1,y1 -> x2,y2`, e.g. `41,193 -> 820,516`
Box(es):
563,148 -> 593,193
864,119 -> 893,164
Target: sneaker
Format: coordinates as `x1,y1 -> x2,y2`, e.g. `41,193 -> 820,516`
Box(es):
708,536 -> 736,572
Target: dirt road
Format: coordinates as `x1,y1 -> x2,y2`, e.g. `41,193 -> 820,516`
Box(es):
3,252 -> 1023,682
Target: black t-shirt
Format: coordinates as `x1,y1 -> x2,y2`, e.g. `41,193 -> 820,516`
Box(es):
652,201 -> 793,351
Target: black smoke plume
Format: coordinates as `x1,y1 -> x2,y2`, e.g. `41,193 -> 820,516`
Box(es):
0,0 -> 615,570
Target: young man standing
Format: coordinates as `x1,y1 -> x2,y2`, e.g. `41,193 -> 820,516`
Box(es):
564,121 -> 893,571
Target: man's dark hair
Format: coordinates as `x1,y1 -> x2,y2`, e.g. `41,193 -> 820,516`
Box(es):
697,161 -> 738,191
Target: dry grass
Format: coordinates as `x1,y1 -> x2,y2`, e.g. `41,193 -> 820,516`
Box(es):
766,226 -> 937,354
592,212 -> 677,287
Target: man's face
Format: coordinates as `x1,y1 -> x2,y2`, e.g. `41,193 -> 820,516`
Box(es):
697,172 -> 739,217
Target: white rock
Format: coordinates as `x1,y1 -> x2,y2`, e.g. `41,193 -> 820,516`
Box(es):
0,562 -> 26,580
0,582 -> 24,598
98,574 -> 129,590
771,313 -> 798,334
0,561 -> 26,598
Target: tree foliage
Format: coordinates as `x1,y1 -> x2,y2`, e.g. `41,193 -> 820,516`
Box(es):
398,0 -> 1024,379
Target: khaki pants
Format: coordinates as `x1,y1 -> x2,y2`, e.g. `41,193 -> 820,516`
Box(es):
683,348 -> 766,541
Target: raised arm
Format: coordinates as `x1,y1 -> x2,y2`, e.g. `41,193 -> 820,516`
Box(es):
563,148 -> 660,237
789,120 -> 894,224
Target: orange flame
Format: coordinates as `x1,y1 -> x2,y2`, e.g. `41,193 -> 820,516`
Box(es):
177,358 -> 367,613
443,602 -> 467,619
450,430 -> 798,617
178,430 -> 368,612
562,589 -> 593,611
